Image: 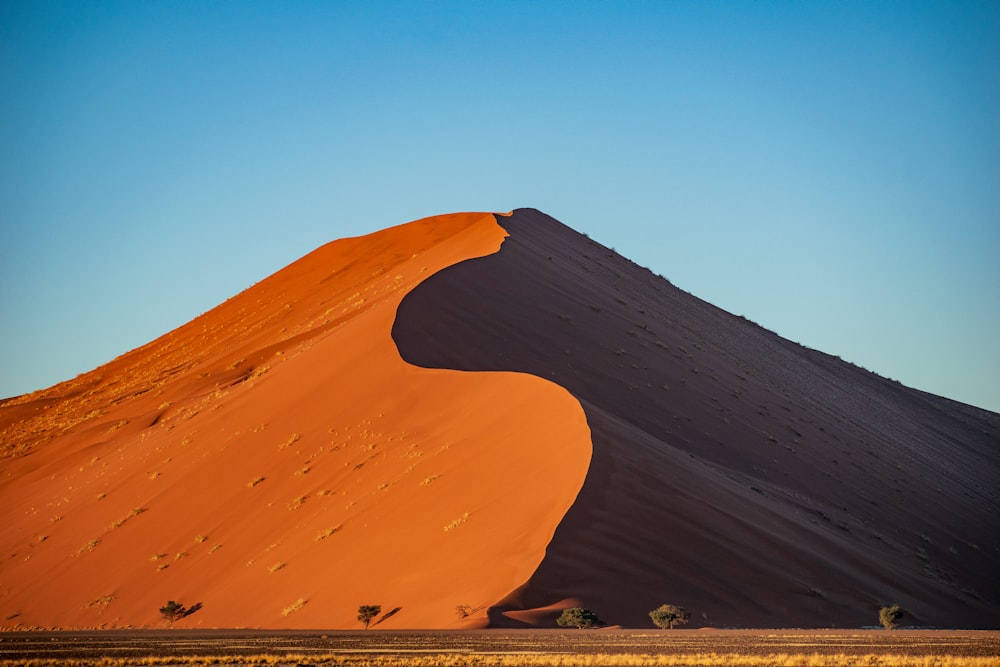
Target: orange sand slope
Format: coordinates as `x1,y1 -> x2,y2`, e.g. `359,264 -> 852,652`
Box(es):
394,208 -> 1000,629
0,212 -> 591,630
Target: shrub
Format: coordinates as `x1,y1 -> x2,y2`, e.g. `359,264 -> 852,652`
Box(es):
649,603 -> 690,629
159,600 -> 186,623
358,604 -> 381,629
556,607 -> 602,629
879,604 -> 904,630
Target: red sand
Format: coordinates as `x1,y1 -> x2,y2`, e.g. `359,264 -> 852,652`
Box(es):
0,212 -> 591,629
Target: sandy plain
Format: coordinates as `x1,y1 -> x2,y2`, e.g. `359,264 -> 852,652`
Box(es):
2,629 -> 999,666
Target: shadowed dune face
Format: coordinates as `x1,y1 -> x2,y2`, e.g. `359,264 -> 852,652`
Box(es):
0,212 -> 591,629
392,208 -> 1000,629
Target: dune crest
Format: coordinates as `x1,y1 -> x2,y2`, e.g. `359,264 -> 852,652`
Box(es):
0,212 -> 591,629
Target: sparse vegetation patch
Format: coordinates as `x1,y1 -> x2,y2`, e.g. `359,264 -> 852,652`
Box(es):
86,594 -> 115,610
0,630 -> 997,665
357,604 -> 381,630
159,600 -> 186,623
556,607 -> 602,628
649,603 -> 690,629
281,598 -> 307,616
880,603 -> 905,630
316,525 -> 341,541
443,512 -> 470,532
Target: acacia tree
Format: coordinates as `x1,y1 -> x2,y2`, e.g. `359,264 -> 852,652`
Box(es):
159,600 -> 186,623
556,607 -> 602,629
649,604 -> 690,629
879,604 -> 904,630
357,604 -> 381,629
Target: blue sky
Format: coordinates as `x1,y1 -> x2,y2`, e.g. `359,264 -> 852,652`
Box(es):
2,1 -> 998,411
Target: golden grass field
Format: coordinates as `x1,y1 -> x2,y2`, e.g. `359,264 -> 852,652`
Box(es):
2,630 -> 998,667
4,655 -> 1000,667
7,655 -> 1000,667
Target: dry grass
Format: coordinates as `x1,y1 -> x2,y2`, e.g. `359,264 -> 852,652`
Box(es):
111,507 -> 148,530
280,598 -> 307,616
315,525 -> 341,541
107,419 -> 129,432
443,511 -> 470,532
78,539 -> 100,553
2,654 -> 998,667
246,365 -> 270,382
85,594 -> 115,609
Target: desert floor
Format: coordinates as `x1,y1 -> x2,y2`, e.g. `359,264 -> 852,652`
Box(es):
1,629 -> 998,666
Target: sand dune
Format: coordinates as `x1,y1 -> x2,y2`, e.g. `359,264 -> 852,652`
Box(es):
3,208 -> 997,631
393,208 -> 1000,629
0,212 -> 591,629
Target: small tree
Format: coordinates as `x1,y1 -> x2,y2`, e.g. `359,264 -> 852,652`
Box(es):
556,607 -> 602,629
879,604 -> 904,630
357,604 -> 381,630
649,603 -> 690,629
159,600 -> 186,623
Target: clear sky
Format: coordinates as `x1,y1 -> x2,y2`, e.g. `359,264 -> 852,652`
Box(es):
2,1 -> 998,412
